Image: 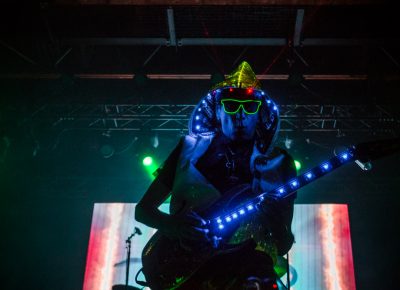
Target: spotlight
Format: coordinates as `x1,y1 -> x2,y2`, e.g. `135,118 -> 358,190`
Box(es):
294,160 -> 302,171
284,137 -> 293,149
142,156 -> 153,166
152,134 -> 159,148
100,144 -> 114,159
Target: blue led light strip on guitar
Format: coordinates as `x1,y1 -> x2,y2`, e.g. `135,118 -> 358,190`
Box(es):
209,149 -> 355,235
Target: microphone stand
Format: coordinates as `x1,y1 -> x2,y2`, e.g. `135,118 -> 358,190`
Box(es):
124,227 -> 141,290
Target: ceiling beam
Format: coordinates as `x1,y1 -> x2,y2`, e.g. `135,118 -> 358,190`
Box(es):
62,37 -> 399,47
293,9 -> 304,47
0,73 -> 386,81
166,8 -> 177,47
55,0 -> 381,5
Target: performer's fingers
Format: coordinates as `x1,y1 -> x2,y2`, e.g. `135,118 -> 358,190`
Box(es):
185,212 -> 206,227
182,226 -> 209,240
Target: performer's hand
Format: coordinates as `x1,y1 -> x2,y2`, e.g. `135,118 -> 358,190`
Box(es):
166,210 -> 209,242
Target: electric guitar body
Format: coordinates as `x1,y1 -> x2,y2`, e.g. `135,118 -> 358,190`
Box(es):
141,184 -> 258,289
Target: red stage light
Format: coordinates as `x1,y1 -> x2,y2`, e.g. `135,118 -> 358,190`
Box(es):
272,283 -> 278,289
247,88 -> 253,94
229,88 -> 234,92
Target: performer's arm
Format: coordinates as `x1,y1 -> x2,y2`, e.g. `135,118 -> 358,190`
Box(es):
135,179 -> 209,241
135,138 -> 209,241
135,176 -> 174,232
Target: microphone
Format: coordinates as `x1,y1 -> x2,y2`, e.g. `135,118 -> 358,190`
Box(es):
134,227 -> 142,235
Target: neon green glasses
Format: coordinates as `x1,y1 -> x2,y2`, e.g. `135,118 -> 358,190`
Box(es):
221,99 -> 262,115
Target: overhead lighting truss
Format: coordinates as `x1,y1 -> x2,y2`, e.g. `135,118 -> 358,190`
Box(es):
31,104 -> 398,134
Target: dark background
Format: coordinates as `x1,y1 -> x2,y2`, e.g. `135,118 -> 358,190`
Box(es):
1,2 -> 399,290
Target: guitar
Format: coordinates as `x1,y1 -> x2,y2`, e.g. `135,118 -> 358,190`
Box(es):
140,138 -> 400,289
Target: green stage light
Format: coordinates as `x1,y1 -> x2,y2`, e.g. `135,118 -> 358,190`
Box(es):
294,160 -> 302,171
143,156 -> 153,166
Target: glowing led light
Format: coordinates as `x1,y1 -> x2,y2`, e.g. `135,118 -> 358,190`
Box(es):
247,204 -> 254,210
195,115 -> 200,120
306,172 -> 313,179
216,218 -> 222,224
294,160 -> 302,171
291,180 -> 298,187
232,213 -> 238,219
218,224 -> 224,230
261,91 -> 265,95
266,100 -> 271,104
278,188 -> 285,194
259,196 -> 264,201
195,125 -> 200,130
322,162 -> 330,170
273,105 -> 278,111
239,209 -> 245,215
202,100 -> 206,104
142,156 -> 153,166
198,108 -> 202,111
225,216 -> 232,222
341,153 -> 348,160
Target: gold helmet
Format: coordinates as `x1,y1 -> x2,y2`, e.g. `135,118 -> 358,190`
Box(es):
211,61 -> 261,90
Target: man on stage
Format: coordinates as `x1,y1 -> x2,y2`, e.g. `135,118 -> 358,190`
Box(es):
136,61 -> 297,289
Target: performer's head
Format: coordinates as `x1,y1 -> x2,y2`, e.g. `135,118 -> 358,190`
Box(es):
217,87 -> 261,141
189,61 -> 280,154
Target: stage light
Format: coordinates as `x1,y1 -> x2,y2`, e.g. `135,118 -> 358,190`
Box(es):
218,224 -> 224,229
247,204 -> 254,210
100,144 -> 114,159
232,213 -> 238,219
239,209 -> 245,215
142,156 -> 153,166
284,137 -> 293,149
294,160 -> 302,171
225,216 -> 232,222
291,180 -> 298,187
278,188 -> 285,194
217,218 -> 222,223
151,134 -> 159,148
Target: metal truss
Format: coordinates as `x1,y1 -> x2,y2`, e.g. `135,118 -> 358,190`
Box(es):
32,104 -> 399,134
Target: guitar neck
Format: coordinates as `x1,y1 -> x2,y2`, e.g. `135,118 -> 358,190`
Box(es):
208,148 -> 356,234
